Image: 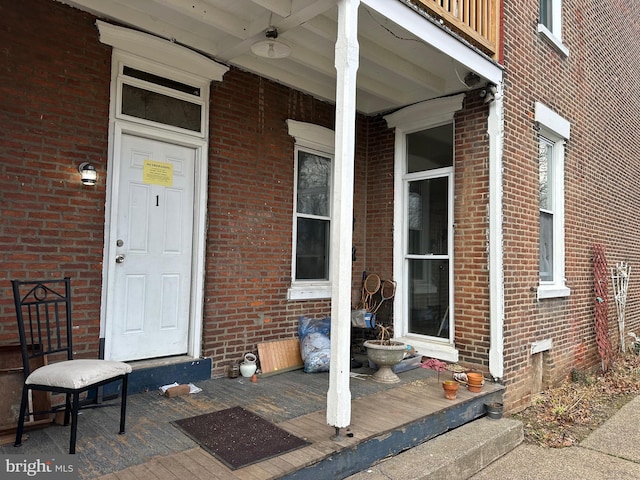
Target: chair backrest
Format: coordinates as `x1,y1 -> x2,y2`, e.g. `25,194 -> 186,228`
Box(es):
11,278 -> 74,378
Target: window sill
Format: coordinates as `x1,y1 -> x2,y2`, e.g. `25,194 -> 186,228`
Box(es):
287,284 -> 331,301
537,284 -> 571,300
537,24 -> 569,57
397,335 -> 458,363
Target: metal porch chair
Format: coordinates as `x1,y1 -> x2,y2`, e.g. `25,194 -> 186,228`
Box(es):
11,277 -> 132,454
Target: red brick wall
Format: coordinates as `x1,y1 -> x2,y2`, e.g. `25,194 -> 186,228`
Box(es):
453,94 -> 491,367
501,0 -> 640,411
0,0 -> 380,375
204,72 -> 339,373
0,0 -> 111,356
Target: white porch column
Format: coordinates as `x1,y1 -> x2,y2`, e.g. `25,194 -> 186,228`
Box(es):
488,83 -> 505,380
327,0 -> 359,432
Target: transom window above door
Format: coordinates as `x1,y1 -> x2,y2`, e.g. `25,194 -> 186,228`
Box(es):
115,54 -> 208,137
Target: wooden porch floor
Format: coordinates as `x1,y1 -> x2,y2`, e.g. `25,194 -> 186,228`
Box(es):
0,361 -> 503,479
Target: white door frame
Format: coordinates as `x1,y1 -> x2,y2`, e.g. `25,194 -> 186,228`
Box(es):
102,122 -> 207,360
385,94 -> 465,363
96,21 -> 228,360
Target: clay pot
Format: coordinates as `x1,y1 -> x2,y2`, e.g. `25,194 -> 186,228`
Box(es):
442,380 -> 460,400
466,372 -> 484,393
466,372 -> 483,384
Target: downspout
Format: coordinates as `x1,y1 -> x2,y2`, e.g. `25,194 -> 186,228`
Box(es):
488,82 -> 505,380
327,0 -> 360,436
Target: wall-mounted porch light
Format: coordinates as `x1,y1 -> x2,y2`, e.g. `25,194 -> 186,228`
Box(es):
78,162 -> 97,186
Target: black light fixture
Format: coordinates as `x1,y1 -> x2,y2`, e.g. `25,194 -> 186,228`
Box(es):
78,162 -> 97,186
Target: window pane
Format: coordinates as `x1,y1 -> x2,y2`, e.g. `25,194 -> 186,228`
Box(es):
297,151 -> 331,216
122,84 -> 202,132
408,177 -> 448,255
539,0 -> 552,29
123,67 -> 200,96
539,138 -> 553,211
296,217 -> 329,280
540,211 -> 554,281
408,258 -> 449,338
407,124 -> 453,173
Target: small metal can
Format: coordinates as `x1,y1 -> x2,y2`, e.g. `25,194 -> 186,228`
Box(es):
228,363 -> 240,378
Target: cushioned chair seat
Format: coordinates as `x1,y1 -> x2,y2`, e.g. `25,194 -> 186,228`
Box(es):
26,359 -> 133,390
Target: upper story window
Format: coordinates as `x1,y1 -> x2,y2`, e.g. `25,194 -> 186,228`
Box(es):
286,120 -> 335,300
538,0 -> 569,57
536,102 -> 570,299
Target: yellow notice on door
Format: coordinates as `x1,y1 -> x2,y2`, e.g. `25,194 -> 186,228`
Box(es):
143,159 -> 173,186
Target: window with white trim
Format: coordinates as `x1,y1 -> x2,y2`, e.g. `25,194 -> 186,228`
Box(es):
538,0 -> 569,56
535,102 -> 570,299
286,120 -> 335,300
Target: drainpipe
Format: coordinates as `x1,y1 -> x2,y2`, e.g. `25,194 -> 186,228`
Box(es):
327,0 -> 360,437
488,82 -> 505,381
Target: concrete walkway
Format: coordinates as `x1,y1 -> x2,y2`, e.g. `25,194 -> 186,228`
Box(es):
347,394 -> 640,480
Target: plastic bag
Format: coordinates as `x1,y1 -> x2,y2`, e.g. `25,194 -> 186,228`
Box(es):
298,316 -> 331,373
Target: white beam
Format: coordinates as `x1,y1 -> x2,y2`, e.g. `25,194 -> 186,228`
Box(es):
302,14 -> 446,95
326,0 -> 359,431
362,0 -> 503,84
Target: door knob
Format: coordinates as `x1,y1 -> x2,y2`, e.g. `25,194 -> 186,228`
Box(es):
115,254 -> 125,264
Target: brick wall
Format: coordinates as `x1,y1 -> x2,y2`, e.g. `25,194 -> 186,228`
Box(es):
0,0 -> 111,356
453,94 -> 491,367
204,71 -> 340,373
501,0 -> 640,411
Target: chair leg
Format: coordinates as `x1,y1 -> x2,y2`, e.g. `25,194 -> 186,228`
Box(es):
119,374 -> 129,434
14,385 -> 29,447
64,393 -> 72,426
69,392 -> 80,454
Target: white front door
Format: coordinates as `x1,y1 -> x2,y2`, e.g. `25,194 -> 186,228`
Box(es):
106,133 -> 195,361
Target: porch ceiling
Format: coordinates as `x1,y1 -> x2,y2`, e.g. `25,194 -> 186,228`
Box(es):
59,0 -> 497,115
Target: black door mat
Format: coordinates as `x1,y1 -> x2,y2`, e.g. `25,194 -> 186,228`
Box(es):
173,406 -> 310,470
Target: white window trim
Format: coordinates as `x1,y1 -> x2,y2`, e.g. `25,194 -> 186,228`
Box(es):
385,94 -> 464,362
286,120 -> 335,301
536,102 -> 571,300
537,0 -> 569,57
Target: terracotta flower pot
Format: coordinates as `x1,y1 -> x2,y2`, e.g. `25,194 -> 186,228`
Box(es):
466,372 -> 483,384
442,380 -> 459,400
466,372 -> 484,393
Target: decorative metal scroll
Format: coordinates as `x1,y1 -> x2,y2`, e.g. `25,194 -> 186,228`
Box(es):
593,244 -> 612,372
612,261 -> 631,353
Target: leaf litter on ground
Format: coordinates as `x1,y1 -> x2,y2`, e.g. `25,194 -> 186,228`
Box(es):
512,354 -> 640,448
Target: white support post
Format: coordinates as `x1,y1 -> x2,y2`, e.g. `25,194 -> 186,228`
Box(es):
327,0 -> 359,432
488,82 -> 505,381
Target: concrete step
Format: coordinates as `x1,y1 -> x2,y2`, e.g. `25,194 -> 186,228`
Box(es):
345,417 -> 523,480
